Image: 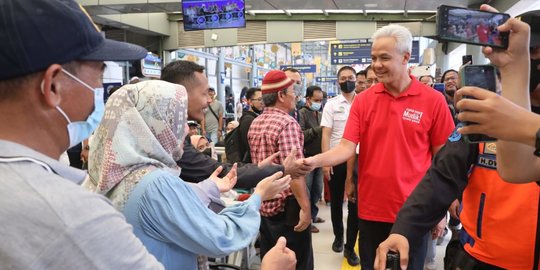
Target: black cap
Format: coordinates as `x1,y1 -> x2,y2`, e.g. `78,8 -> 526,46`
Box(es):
0,0 -> 148,80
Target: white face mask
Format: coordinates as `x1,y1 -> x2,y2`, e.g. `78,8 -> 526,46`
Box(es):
54,69 -> 105,148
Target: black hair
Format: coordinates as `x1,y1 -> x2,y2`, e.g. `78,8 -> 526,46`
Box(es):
418,75 -> 435,82
161,60 -> 205,85
337,66 -> 356,79
356,69 -> 367,77
305,85 -> 322,98
440,69 -> 458,83
245,87 -> 261,100
282,67 -> 300,74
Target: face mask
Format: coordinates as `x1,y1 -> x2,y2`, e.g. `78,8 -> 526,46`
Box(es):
252,106 -> 263,115
310,102 -> 321,111
293,84 -> 303,96
339,81 -> 356,93
54,69 -> 105,148
202,148 -> 213,157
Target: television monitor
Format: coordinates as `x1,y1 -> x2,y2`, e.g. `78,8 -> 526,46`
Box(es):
182,0 -> 245,31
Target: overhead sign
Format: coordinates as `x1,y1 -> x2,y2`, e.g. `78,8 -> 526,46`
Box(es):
280,64 -> 317,73
315,77 -> 337,83
330,41 -> 420,65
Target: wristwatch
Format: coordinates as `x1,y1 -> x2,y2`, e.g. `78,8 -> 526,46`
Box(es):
84,145 -> 90,150
535,128 -> 540,157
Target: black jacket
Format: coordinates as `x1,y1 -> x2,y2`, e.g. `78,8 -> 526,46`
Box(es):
178,137 -> 284,189
298,106 -> 322,157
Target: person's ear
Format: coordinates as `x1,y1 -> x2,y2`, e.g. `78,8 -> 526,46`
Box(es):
40,64 -> 64,108
402,52 -> 411,65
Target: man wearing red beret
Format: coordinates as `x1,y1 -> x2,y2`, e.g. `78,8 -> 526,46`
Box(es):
248,70 -> 313,269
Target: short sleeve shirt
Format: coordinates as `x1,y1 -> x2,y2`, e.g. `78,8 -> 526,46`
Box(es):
343,77 -> 455,222
248,107 -> 304,216
204,100 -> 224,132
320,95 -> 354,149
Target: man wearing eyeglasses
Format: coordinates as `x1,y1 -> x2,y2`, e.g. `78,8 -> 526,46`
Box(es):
237,87 -> 264,163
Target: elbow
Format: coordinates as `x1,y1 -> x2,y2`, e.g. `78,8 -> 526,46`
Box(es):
497,166 -> 535,184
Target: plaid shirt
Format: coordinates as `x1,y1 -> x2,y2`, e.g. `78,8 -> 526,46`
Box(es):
248,107 -> 304,217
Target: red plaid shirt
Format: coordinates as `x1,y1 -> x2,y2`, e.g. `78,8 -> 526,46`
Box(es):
248,107 -> 304,217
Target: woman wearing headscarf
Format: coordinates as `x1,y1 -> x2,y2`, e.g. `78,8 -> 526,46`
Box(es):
82,80 -> 290,269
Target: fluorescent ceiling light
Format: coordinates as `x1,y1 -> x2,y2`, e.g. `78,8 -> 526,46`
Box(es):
248,10 -> 285,14
406,10 -> 437,13
285,9 -> 324,14
365,9 -> 404,13
325,9 -> 365,13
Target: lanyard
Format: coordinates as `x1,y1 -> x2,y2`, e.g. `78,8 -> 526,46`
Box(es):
0,156 -> 53,173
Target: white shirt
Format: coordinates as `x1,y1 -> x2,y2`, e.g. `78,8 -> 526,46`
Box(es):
321,94 -> 354,149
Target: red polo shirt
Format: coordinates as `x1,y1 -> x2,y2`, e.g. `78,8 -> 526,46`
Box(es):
343,76 -> 454,222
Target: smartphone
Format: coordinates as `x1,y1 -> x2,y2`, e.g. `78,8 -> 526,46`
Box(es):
433,83 -> 445,94
386,251 -> 400,270
462,55 -> 473,65
437,5 -> 510,48
459,65 -> 498,143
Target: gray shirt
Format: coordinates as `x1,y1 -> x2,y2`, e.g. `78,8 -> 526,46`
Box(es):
204,100 -> 224,133
0,140 -> 163,270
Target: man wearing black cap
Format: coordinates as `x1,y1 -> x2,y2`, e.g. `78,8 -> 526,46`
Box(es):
0,0 -> 162,268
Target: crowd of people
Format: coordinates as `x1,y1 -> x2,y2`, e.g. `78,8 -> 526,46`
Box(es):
1,1 -> 539,270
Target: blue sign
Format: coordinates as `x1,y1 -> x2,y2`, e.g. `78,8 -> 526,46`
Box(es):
280,64 -> 317,73
330,41 -> 420,64
315,77 -> 337,83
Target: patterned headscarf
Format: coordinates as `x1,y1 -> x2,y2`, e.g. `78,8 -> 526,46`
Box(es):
82,80 -> 189,210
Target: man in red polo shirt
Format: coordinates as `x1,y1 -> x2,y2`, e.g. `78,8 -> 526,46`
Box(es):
303,24 -> 454,270
248,70 -> 313,270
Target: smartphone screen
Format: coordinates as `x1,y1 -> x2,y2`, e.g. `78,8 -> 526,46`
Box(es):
433,83 -> 445,94
462,55 -> 473,65
460,65 -> 498,143
437,5 -> 510,48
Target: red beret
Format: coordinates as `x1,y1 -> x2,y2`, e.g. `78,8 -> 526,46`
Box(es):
261,70 -> 295,94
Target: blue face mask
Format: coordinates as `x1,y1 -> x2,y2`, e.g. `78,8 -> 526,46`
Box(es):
310,102 -> 321,111
55,69 -> 105,148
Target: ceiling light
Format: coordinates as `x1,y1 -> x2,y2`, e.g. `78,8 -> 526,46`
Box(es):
248,10 -> 285,14
325,9 -> 364,13
285,9 -> 324,14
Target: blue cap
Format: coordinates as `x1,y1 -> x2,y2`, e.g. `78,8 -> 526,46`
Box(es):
0,0 -> 148,80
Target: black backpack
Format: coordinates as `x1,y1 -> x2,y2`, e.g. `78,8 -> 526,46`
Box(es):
224,126 -> 243,163
224,114 -> 253,163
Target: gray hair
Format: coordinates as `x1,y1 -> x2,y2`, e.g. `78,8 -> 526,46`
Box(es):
263,92 -> 279,107
372,24 -> 412,55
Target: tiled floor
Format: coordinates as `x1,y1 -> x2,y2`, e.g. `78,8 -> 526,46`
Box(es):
311,201 -> 449,270
248,201 -> 450,269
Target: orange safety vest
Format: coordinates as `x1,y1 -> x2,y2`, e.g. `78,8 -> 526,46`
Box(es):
460,142 -> 540,269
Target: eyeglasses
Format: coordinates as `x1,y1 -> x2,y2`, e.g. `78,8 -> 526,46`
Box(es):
251,98 -> 262,102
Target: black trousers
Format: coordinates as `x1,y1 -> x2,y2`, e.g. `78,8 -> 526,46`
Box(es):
359,219 -> 428,270
328,162 -> 359,251
259,209 -> 314,270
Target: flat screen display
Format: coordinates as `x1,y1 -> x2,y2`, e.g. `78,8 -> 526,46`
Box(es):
182,0 -> 245,31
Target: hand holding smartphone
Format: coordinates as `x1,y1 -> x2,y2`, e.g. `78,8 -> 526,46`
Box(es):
437,5 -> 510,48
459,65 -> 498,143
386,251 -> 400,270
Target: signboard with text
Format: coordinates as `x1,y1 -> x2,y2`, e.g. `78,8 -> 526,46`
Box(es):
280,64 -> 317,73
330,40 -> 419,65
315,77 -> 337,83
